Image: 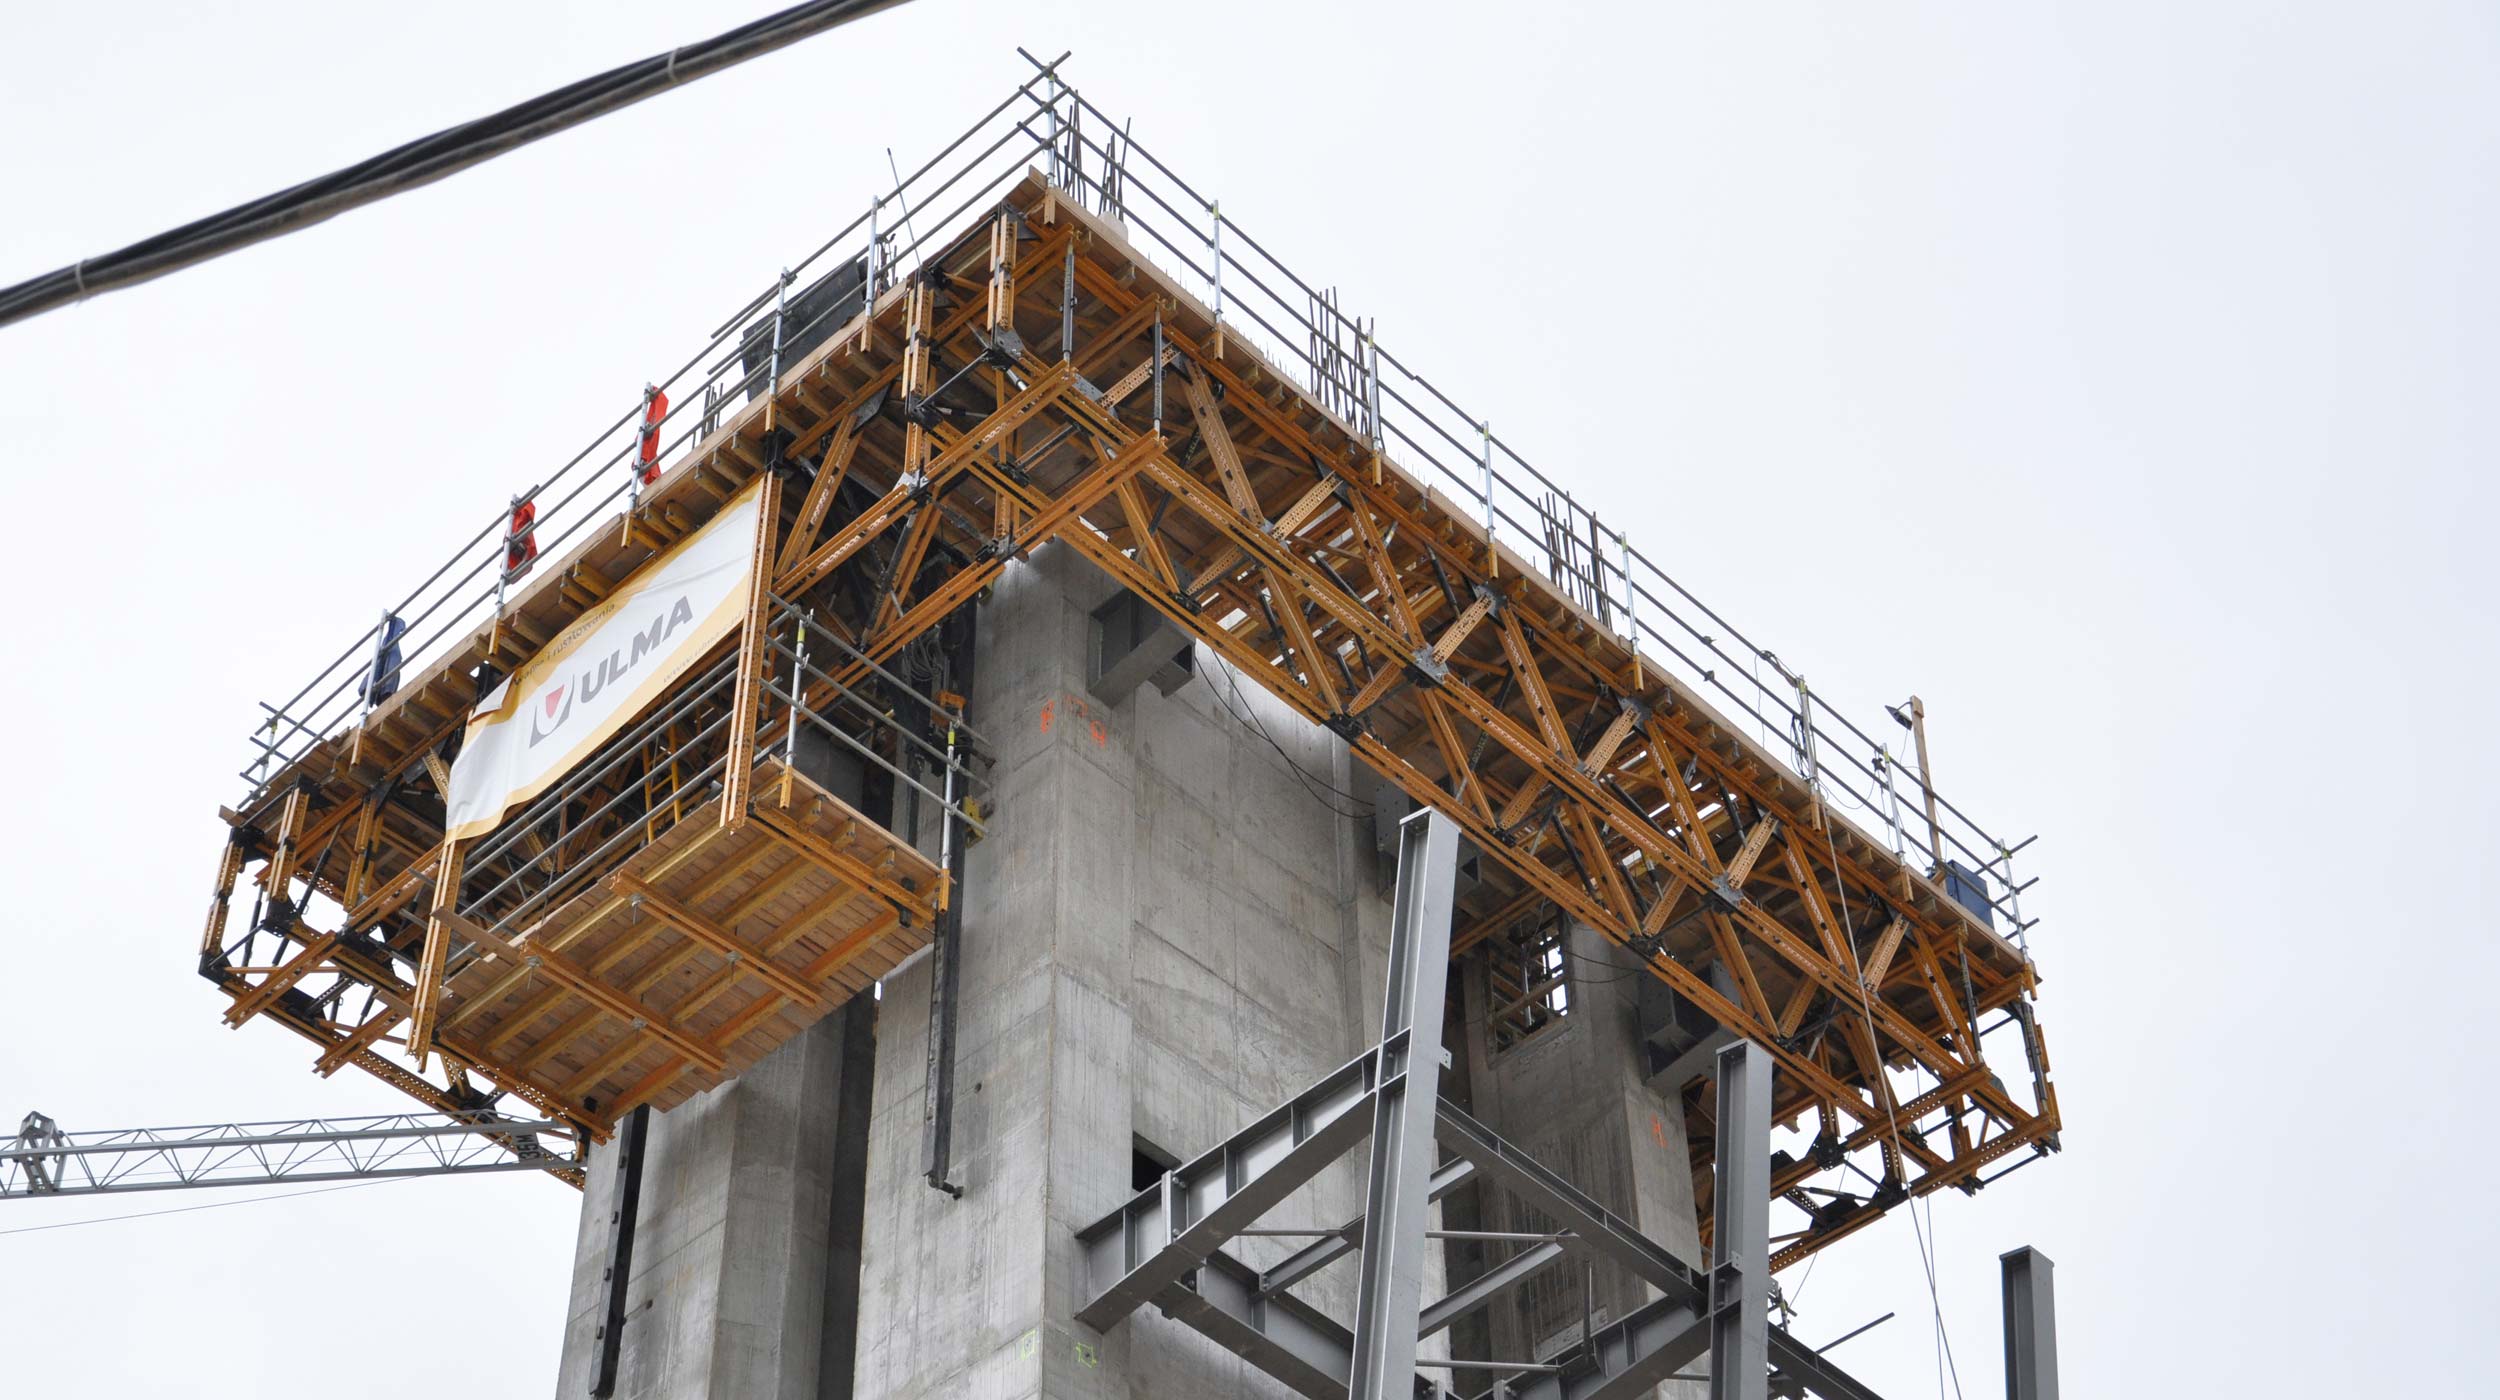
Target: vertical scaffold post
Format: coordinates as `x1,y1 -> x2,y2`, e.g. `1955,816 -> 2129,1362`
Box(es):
408,838 -> 466,1073
1364,322 -> 1382,483
1478,420 -> 1498,576
1708,1038 -> 1772,1400
1999,843 -> 2028,953
766,268 -> 790,429
863,195 -> 882,351
1209,198 -> 1224,355
1879,746 -> 1907,860
1151,308 -> 1166,435
494,498 -> 515,619
780,605 -> 811,808
1620,529 -> 1641,688
1346,808 -> 1462,1399
1906,694 -> 1944,874
719,473 -> 784,832
1046,70 -> 1064,186
1792,677 -> 1823,828
986,210 -> 1016,333
2001,1246 -> 2059,1400
1060,237 -> 1077,363
589,1103 -> 651,1399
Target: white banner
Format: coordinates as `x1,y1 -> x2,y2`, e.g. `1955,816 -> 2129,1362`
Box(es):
445,478 -> 765,841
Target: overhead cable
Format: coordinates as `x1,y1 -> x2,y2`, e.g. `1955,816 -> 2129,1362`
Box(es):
0,0 -> 912,329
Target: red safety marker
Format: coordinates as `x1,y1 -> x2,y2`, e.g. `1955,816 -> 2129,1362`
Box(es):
638,385 -> 670,485
506,498 -> 539,575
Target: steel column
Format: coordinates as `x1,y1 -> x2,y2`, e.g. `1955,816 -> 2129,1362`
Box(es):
2000,1246 -> 2058,1400
589,1103 -> 650,1399
918,792 -> 966,1198
1347,809 -> 1462,1399
1710,1039 -> 1773,1400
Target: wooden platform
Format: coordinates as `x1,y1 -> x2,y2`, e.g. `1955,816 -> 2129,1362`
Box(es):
429,759 -> 938,1122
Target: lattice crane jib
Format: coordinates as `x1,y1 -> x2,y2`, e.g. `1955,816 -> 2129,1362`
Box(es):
202,63 -> 2058,1269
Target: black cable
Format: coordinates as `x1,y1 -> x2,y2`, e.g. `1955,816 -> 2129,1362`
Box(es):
1204,653 -> 1374,818
0,0 -> 914,329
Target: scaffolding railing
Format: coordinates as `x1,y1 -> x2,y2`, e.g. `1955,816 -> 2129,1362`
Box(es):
240,55 -> 1076,811
237,52 -> 2037,947
447,595 -> 985,958
1004,55 -> 2039,944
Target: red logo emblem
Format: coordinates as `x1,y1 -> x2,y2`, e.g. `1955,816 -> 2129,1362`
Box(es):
543,685 -> 566,718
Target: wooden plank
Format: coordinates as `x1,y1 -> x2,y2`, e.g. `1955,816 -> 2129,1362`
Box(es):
406,839 -> 465,1070
433,908 -> 725,1074
749,808 -> 932,921
610,873 -> 829,1012
222,931 -> 341,1028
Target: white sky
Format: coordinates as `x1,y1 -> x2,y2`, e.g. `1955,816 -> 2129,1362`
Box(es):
1,2 -> 2491,1395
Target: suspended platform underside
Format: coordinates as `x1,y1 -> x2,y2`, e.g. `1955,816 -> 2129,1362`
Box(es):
210,162 -> 2058,1268
427,761 -> 933,1119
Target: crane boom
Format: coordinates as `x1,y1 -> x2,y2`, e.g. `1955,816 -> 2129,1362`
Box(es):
4,1110 -> 582,1199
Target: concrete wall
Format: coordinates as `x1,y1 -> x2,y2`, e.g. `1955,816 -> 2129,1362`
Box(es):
850,542 -> 1432,1400
562,537 -> 1658,1397
554,996 -> 865,1400
1457,923 -> 1707,1398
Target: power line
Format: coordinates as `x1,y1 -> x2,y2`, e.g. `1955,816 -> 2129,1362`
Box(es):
0,1176 -> 407,1237
0,0 -> 912,329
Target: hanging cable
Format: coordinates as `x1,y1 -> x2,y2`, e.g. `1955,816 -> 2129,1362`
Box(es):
1204,653 -> 1374,818
0,0 -> 912,329
1822,816 -> 1965,1400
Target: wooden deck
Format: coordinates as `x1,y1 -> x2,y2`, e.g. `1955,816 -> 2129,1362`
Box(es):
432,759 -> 937,1122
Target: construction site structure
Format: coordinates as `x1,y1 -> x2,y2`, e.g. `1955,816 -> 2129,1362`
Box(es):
196,54 -> 2062,1398
2,1110 -> 580,1197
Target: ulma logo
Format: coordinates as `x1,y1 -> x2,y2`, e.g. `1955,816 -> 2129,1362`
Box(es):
528,594 -> 698,747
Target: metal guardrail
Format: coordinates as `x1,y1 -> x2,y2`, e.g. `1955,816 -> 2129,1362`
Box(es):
238,52 -> 2038,947
450,596 -> 986,943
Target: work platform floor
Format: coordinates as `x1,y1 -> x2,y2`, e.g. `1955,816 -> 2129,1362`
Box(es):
431,760 -> 937,1120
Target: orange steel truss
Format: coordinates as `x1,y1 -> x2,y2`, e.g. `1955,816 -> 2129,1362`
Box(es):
207,105 -> 2056,1267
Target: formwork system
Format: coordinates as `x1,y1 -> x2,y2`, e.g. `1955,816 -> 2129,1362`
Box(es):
204,53 -> 2058,1277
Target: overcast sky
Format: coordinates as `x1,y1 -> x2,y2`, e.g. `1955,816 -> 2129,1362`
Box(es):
2,3 -> 2491,1396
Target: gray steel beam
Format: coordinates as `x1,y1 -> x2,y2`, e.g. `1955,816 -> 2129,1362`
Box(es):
1151,1246 -> 1404,1400
1509,1289 -> 1711,1400
1710,1040 -> 1773,1400
1438,1096 -> 1888,1400
1348,808 -> 1463,1399
1074,1041 -> 1391,1332
1418,1239 -> 1566,1339
1089,1085 -> 1892,1400
1765,1332 -> 1889,1400
1433,1098 -> 1706,1301
1259,1156 -> 1478,1299
1157,1234 -> 1695,1400
2000,1247 -> 2058,1400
